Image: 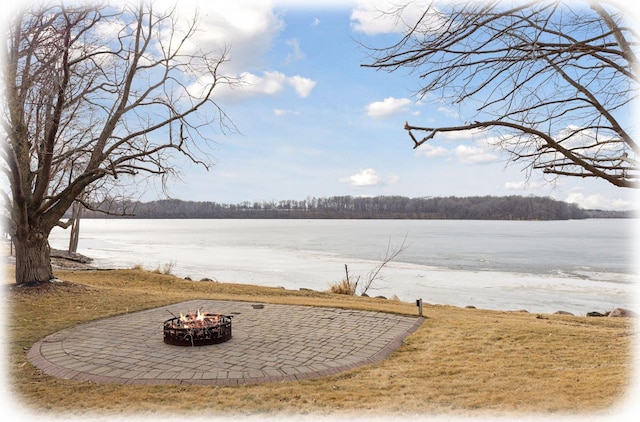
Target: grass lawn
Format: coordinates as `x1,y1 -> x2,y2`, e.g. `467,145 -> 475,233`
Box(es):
4,264 -> 637,419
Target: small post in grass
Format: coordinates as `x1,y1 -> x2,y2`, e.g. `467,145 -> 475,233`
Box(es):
416,298 -> 423,317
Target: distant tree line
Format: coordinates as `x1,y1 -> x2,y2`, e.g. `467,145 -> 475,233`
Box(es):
77,195 -> 633,220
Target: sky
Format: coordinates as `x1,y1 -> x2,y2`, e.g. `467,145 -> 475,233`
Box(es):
35,0 -> 640,210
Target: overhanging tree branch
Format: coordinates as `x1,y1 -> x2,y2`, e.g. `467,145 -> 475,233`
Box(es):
364,0 -> 638,189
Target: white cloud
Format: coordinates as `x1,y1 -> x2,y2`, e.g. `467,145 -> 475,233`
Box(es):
553,125 -> 621,152
241,71 -> 286,95
366,97 -> 412,117
350,0 -> 442,35
416,143 -> 449,158
340,168 -> 382,188
338,169 -> 400,189
437,105 -> 459,118
503,181 -> 527,190
440,127 -> 489,141
287,75 -> 316,98
203,71 -> 316,100
455,145 -> 500,165
285,38 -> 305,63
168,1 -> 284,73
565,192 -> 633,211
164,2 -> 317,102
274,109 -> 299,116
410,127 -> 504,164
503,180 -> 544,190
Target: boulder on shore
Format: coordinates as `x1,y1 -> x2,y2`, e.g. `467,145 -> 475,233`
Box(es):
608,308 -> 637,318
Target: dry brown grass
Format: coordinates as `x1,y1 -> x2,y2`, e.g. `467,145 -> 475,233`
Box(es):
328,278 -> 357,295
4,265 -> 637,419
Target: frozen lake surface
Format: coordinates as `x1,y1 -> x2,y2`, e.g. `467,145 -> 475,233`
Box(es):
49,218 -> 638,315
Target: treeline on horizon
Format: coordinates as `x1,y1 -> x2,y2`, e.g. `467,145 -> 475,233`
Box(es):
80,195 -> 633,220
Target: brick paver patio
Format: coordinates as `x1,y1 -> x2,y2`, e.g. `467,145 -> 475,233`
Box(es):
28,299 -> 424,386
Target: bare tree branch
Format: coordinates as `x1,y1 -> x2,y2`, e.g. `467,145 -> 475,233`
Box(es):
363,0 -> 638,188
359,234 -> 409,296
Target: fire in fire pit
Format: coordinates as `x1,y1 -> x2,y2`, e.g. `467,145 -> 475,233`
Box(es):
163,310 -> 232,346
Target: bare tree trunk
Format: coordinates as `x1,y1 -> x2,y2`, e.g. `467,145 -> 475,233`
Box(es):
68,202 -> 82,254
4,4 -> 234,285
13,226 -> 53,285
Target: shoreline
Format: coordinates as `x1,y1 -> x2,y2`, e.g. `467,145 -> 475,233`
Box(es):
4,252 -> 636,319
60,251 -> 635,316
3,230 -> 636,317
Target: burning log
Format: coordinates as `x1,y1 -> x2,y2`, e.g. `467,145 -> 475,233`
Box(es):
163,309 -> 232,346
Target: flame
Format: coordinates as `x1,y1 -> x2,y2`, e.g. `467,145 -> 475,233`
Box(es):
174,309 -> 220,329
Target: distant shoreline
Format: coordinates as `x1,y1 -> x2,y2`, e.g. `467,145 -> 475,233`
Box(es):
73,195 -> 636,220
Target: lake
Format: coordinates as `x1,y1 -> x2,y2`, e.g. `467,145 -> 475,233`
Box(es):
48,218 -> 638,315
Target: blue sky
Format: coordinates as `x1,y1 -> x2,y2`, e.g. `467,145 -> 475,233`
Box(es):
149,0 -> 637,210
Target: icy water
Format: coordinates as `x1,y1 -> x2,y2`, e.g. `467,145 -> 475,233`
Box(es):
49,218 -> 637,315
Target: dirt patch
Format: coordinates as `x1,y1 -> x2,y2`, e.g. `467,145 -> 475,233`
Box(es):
5,248 -> 96,293
7,279 -> 94,297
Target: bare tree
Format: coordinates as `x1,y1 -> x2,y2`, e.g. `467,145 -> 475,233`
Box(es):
362,0 -> 638,188
358,234 -> 409,296
2,2 -> 234,284
336,235 -> 409,297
